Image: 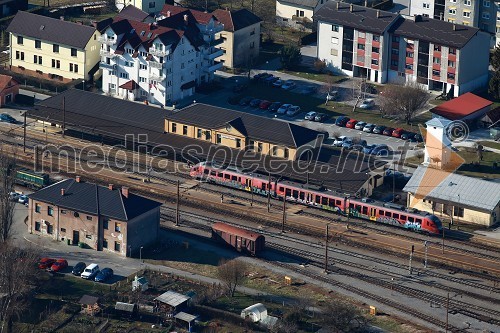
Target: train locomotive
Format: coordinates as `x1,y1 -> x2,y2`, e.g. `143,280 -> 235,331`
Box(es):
191,162 -> 443,235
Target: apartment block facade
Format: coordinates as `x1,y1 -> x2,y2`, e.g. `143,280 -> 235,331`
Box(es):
7,11 -> 101,83
315,2 -> 490,96
98,4 -> 223,106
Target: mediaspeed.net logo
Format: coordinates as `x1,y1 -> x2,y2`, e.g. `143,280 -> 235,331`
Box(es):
408,120 -> 467,208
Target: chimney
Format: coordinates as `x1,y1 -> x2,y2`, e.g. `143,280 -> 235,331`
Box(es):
336,1 -> 339,9
122,186 -> 129,198
76,176 -> 81,183
377,10 -> 380,18
453,23 -> 456,31
61,188 -> 65,196
60,16 -> 64,21
108,184 -> 114,191
350,4 -> 353,12
166,10 -> 171,17
184,14 -> 188,24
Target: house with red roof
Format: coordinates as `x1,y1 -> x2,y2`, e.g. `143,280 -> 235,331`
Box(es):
0,74 -> 19,107
430,92 -> 493,126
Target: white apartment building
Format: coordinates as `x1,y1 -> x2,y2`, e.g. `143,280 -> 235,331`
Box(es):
315,2 -> 490,96
98,5 -> 223,106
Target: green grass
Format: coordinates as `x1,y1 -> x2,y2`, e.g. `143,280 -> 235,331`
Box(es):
478,140 -> 500,150
279,67 -> 348,84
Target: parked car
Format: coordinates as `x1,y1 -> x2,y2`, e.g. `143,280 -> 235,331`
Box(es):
333,136 -> 349,147
401,132 -> 416,140
286,106 -> 301,116
346,119 -> 358,129
383,127 -> 395,136
18,194 -> 28,205
314,113 -> 328,122
281,81 -> 296,90
239,96 -> 253,106
72,262 -> 87,276
38,258 -> 56,270
266,76 -> 280,85
359,99 -> 375,109
50,259 -> 68,272
372,125 -> 386,134
326,90 -> 339,101
249,98 -> 262,107
277,104 -> 292,114
9,192 -> 20,201
95,268 -> 114,283
253,73 -> 268,80
363,123 -> 376,133
259,100 -> 272,110
392,128 -> 405,138
263,74 -> 275,83
413,134 -> 423,142
233,84 -> 247,93
352,139 -> 368,151
268,102 -> 282,112
304,111 -> 317,120
335,116 -> 350,127
363,144 -> 377,154
371,144 -> 390,156
272,79 -> 284,87
354,121 -> 367,130
0,113 -> 17,124
298,85 -> 317,94
81,263 -> 100,279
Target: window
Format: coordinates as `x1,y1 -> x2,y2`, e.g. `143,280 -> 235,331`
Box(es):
35,221 -> 41,231
449,8 -> 456,15
295,10 -> 304,17
434,45 -> 441,52
433,57 -> 440,64
119,72 -> 128,79
372,46 -> 380,53
250,28 -> 255,35
35,204 -> 41,213
86,216 -> 92,221
17,36 -> 23,44
449,48 -> 456,55
48,206 -> 53,216
258,142 -> 262,152
114,241 -> 121,252
447,72 -> 455,80
405,63 -> 414,70
482,12 -> 490,19
453,206 -> 464,217
331,48 -> 338,56
183,125 -> 188,135
115,222 -> 121,232
250,41 -> 255,49
483,0 -> 490,6
284,148 -> 289,159
103,219 -> 109,230
391,48 -> 399,55
357,44 -> 365,50
406,51 -> 414,58
371,59 -> 379,65
149,1 -> 155,8
216,134 -> 222,144
171,123 -> 177,132
69,63 -> 73,72
390,59 -> 398,66
47,225 -> 53,234
373,35 -> 380,42
358,31 -> 366,38
236,138 -> 241,148
357,56 -> 365,63
139,63 -> 147,70
448,60 -> 455,67
35,40 -> 41,49
86,234 -> 92,239
197,128 -> 203,138
423,2 -> 430,8
393,36 -> 400,42
271,146 -> 277,156
53,44 -> 59,53
103,239 -> 108,248
432,69 -> 440,76
34,55 -> 42,64
61,228 -> 66,232
139,77 -> 146,83
51,59 -> 60,68
463,11 -> 471,17
464,0 -> 471,5
332,24 -> 339,32
331,37 -> 339,44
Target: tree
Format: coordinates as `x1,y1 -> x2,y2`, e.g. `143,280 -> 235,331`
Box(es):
279,45 -> 302,70
476,143 -> 484,161
378,81 -> 429,124
489,44 -> 500,99
0,150 -> 16,243
314,59 -> 327,73
0,244 -> 39,333
320,301 -> 369,332
216,259 -> 248,297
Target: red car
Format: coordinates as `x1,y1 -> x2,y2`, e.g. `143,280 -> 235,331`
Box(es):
259,100 -> 272,110
38,258 -> 56,269
346,119 -> 358,128
392,128 -> 405,138
50,259 -> 68,272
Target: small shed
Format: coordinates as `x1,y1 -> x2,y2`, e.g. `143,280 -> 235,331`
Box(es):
115,302 -> 138,317
174,311 -> 197,332
154,290 -> 191,316
241,303 -> 278,327
132,275 -> 148,292
0,75 -> 19,107
79,295 -> 100,316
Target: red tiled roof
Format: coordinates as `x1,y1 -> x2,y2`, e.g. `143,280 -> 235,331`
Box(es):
213,8 -> 261,32
119,80 -> 139,90
160,4 -> 215,24
212,9 -> 233,31
430,92 -> 493,120
0,74 -> 19,91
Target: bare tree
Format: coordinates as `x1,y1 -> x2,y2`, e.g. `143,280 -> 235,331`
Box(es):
379,81 -> 429,124
0,150 -> 16,243
0,244 -> 39,333
319,300 -> 369,332
216,259 -> 248,297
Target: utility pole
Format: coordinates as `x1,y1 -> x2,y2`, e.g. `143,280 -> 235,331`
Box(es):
324,224 -> 329,274
445,292 -> 450,333
250,179 -> 254,207
23,112 -> 26,153
409,245 -> 414,274
267,172 -> 271,212
424,240 -> 428,268
62,96 -> 66,138
442,227 -> 445,254
175,180 -> 180,226
392,163 -> 396,200
281,197 -> 286,233
34,145 -> 39,171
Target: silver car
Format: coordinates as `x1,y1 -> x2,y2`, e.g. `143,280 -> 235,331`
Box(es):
359,99 -> 375,109
363,123 -> 376,133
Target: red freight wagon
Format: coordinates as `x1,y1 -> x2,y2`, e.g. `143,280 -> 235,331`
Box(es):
211,222 -> 265,256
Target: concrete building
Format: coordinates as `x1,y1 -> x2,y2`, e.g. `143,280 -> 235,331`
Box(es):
7,11 -> 101,83
98,4 -> 223,106
0,74 -> 19,106
27,177 -> 162,257
315,2 -> 491,96
212,9 -> 261,69
276,0 -> 326,29
115,0 -> 172,14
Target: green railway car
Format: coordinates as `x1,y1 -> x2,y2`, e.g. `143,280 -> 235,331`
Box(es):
15,169 -> 50,189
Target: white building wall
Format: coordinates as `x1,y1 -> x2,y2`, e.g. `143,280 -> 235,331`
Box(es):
409,0 -> 435,18
317,21 -> 347,75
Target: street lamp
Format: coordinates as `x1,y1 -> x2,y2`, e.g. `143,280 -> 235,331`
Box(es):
140,246 -> 144,264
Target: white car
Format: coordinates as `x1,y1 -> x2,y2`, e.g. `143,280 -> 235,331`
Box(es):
281,81 -> 296,90
333,136 -> 349,147
286,106 -> 301,116
277,104 -> 292,114
304,111 -> 317,120
18,195 -> 28,205
9,192 -> 20,201
359,99 -> 375,109
81,263 -> 100,279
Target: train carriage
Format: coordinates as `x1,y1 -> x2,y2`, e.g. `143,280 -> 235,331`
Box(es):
15,169 -> 50,189
211,222 -> 265,256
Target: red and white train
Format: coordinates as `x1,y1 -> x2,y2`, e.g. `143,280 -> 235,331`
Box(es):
190,162 -> 443,235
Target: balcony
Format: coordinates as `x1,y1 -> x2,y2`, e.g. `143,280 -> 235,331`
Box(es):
204,61 -> 222,73
149,61 -> 163,69
205,49 -> 224,60
202,24 -> 224,35
99,62 -> 115,70
149,47 -> 169,57
206,37 -> 224,47
100,49 -> 116,58
150,73 -> 165,81
98,35 -> 116,45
